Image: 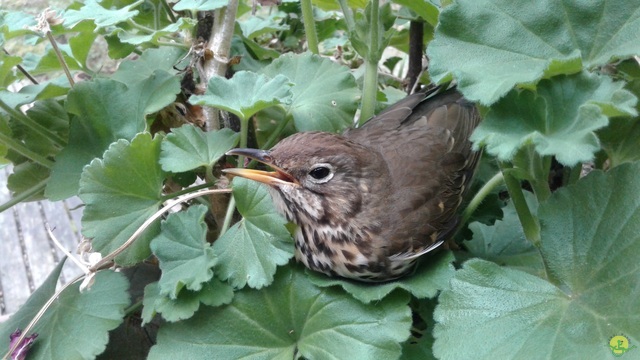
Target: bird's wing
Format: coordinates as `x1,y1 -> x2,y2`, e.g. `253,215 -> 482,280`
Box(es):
347,89 -> 481,256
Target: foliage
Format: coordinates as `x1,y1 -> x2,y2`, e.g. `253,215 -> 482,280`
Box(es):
0,0 -> 639,359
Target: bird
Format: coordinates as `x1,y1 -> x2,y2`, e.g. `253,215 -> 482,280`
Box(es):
223,87 -> 481,282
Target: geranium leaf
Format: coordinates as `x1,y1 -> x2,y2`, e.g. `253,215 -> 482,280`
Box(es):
261,52 -> 360,132
117,17 -> 197,45
46,70 -> 180,200
434,162 -> 640,359
428,0 -> 640,104
150,205 -> 217,298
141,279 -> 234,325
79,133 -> 165,265
465,191 -> 545,277
63,0 -> 139,29
172,0 -> 229,12
470,72 -> 638,166
0,260 -> 65,349
213,177 -> 294,289
111,47 -> 185,84
239,13 -> 290,39
148,265 -> 412,359
159,125 -> 239,173
189,71 -> 293,121
0,267 -> 129,360
308,251 -> 455,303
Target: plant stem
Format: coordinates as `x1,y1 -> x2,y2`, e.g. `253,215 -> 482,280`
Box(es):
461,171 -> 504,225
219,196 -> 236,235
337,0 -> 356,31
156,40 -> 190,49
2,273 -> 84,360
358,0 -> 380,125
161,181 -> 217,201
89,188 -> 231,272
300,0 -> 319,54
529,152 -> 551,202
406,20 -> 424,93
0,178 -> 47,213
160,0 -> 177,23
0,99 -> 66,148
45,31 -> 74,87
500,162 -> 541,247
202,0 -> 239,130
127,19 -> 157,33
0,131 -> 54,168
220,116 -> 250,235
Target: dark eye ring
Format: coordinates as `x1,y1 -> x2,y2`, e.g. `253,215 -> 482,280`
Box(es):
309,166 -> 331,179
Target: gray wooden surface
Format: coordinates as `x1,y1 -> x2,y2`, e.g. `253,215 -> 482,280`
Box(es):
0,164 -> 84,316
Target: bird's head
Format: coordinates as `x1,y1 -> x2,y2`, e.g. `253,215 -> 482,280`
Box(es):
224,132 -> 387,225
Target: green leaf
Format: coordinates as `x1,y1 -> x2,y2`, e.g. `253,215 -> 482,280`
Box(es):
0,10 -> 37,40
189,71 -> 293,121
148,265 -> 412,359
262,52 -> 360,132
428,0 -> 640,104
150,205 -> 217,298
6,162 -> 48,201
63,0 -> 140,29
111,47 -> 185,84
160,125 -> 239,173
79,133 -> 165,265
309,251 -> 455,303
312,0 -> 366,11
391,0 -> 439,26
470,72 -> 638,166
213,177 -> 294,289
172,0 -> 229,11
239,13 -> 290,39
117,17 -> 197,45
466,192 -> 545,277
598,116 -> 640,167
47,71 -> 180,200
434,162 -> 640,359
141,279 -> 234,324
0,260 -> 65,349
0,266 -> 130,360
0,78 -> 70,110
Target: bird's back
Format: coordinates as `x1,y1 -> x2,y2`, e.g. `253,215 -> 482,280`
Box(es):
343,88 -> 481,269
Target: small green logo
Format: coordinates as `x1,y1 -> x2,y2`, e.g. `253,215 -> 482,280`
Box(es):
609,335 -> 637,357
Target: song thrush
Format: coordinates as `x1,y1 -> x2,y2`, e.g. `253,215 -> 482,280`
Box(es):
224,87 -> 481,281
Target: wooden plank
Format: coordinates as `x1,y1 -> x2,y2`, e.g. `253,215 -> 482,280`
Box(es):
14,200 -> 57,292
40,200 -> 84,283
0,166 -> 31,315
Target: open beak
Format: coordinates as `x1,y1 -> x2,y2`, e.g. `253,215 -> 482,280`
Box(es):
223,148 -> 298,186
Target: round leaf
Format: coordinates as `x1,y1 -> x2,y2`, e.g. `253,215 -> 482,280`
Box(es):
79,133 -> 165,265
261,52 -> 360,132
470,72 -> 638,166
150,205 -> 217,298
428,0 -> 640,105
434,162 -> 640,359
148,265 -> 412,359
308,251 -> 455,303
213,177 -> 294,289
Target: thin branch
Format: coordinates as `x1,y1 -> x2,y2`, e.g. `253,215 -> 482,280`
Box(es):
405,20 -> 424,93
202,0 -> 240,130
2,274 -> 84,360
89,188 -> 231,272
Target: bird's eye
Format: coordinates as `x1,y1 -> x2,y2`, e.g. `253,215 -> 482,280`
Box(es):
308,164 -> 334,183
309,166 -> 330,179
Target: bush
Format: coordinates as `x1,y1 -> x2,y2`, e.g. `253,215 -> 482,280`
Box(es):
1,0 -> 639,359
